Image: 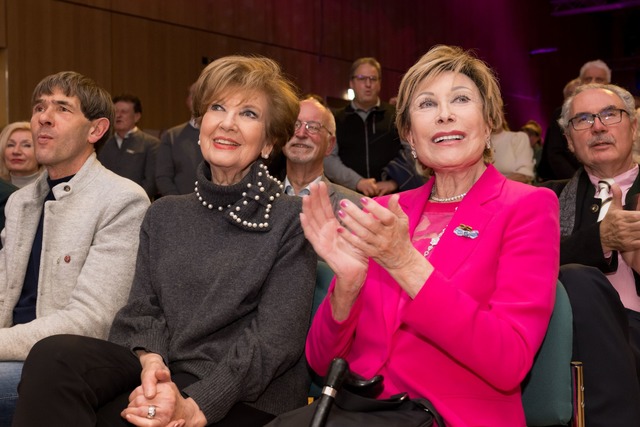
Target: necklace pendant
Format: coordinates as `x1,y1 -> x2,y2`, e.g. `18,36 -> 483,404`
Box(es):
423,227 -> 446,258
423,235 -> 440,257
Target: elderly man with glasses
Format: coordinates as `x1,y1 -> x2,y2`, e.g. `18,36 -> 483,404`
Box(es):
543,83 -> 640,426
282,96 -> 362,214
324,57 -> 422,197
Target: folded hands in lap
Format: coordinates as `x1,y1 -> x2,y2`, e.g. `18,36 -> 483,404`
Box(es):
121,352 -> 205,427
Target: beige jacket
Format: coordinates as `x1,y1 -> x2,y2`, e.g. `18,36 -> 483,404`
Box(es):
0,153 -> 150,360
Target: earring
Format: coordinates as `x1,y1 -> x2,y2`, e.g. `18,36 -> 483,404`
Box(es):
411,147 -> 417,159
261,152 -> 269,159
486,138 -> 491,150
197,139 -> 201,146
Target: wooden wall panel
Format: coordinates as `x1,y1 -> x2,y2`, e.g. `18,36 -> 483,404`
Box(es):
0,50 -> 7,127
6,0 -> 111,123
82,0 -> 319,53
52,2 -> 111,86
62,0 -> 110,8
0,0 -> 6,48
110,13 -> 202,132
3,0 -> 637,134
7,0 -> 55,123
0,0 -> 6,126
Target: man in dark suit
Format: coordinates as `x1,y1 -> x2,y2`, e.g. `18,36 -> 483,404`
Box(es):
538,60 -> 612,181
544,83 -> 640,426
97,93 -> 160,198
282,96 -> 362,214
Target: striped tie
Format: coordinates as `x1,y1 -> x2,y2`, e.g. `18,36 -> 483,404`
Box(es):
596,179 -> 614,222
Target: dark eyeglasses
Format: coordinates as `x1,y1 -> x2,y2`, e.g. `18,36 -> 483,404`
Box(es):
569,108 -> 629,131
352,75 -> 379,84
294,120 -> 333,136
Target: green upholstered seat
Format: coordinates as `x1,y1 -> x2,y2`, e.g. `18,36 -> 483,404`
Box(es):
522,281 -> 574,426
308,261 -> 335,398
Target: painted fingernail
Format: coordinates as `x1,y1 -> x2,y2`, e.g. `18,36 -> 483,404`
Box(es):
338,210 -> 346,218
340,200 -> 349,208
360,197 -> 369,205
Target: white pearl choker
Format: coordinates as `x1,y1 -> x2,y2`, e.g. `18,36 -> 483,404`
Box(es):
429,185 -> 467,203
194,163 -> 283,229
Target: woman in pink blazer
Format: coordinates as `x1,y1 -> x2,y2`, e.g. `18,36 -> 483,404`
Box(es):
301,45 -> 560,427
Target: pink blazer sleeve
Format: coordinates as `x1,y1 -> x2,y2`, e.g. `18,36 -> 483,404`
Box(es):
305,279 -> 364,376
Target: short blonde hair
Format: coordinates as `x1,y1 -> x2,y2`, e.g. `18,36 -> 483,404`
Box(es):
0,121 -> 33,181
191,55 -> 300,154
395,45 -> 503,165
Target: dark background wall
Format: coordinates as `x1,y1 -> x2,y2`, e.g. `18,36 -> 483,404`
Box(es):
1,0 -> 638,137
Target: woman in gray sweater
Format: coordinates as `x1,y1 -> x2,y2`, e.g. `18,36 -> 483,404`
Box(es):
13,56 -> 316,427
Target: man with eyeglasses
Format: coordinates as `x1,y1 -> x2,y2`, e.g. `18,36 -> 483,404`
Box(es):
543,83 -> 640,426
282,96 -> 362,214
538,60 -> 613,182
324,57 -> 422,197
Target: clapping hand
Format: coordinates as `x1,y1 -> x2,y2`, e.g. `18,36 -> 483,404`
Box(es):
301,182 -> 369,320
610,185 -> 640,273
301,182 -> 369,287
601,184 -> 640,256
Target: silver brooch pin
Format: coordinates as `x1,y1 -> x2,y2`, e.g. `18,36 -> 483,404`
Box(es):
453,224 -> 479,239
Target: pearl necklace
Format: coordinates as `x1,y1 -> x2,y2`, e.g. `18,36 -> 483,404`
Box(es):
194,163 -> 283,229
429,185 -> 467,203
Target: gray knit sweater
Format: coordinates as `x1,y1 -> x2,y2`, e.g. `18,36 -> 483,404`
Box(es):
109,161 -> 316,423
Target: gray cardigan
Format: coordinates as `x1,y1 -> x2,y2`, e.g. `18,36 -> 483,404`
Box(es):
0,153 -> 150,360
109,161 -> 316,423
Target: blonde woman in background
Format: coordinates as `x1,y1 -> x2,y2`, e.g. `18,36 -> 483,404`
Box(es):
0,122 -> 42,187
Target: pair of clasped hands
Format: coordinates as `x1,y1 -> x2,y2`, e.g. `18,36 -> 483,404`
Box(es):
120,352 -> 207,427
301,182 -> 432,321
356,177 -> 398,197
601,183 -> 640,271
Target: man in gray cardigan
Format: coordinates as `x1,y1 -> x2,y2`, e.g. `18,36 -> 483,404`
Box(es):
0,71 -> 150,424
